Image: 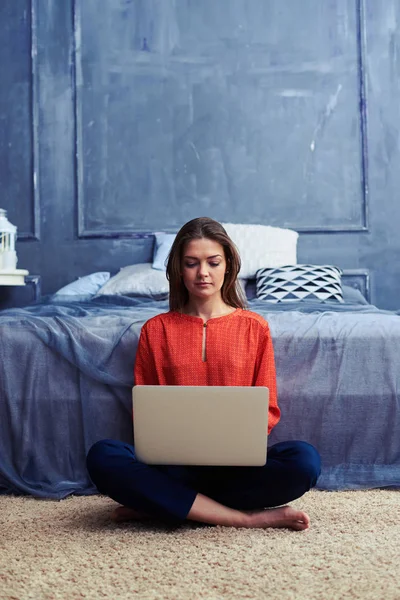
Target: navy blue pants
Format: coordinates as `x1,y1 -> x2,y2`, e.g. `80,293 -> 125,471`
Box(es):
87,439 -> 321,525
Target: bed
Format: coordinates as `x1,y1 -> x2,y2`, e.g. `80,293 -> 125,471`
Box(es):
1,271 -> 400,499
1,223 -> 399,497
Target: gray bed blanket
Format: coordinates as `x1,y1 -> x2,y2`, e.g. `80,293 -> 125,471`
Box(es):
0,296 -> 399,497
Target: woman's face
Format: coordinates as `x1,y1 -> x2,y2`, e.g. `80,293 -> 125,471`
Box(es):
181,238 -> 227,301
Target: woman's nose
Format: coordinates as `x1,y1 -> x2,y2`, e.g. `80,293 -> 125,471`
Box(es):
198,263 -> 209,277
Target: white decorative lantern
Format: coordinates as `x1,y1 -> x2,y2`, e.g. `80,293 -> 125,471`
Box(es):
0,208 -> 18,271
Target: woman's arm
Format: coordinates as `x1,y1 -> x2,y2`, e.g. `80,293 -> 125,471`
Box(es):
253,325 -> 280,434
134,325 -> 158,385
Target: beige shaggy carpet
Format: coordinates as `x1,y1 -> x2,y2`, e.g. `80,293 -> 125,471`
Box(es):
1,489 -> 399,600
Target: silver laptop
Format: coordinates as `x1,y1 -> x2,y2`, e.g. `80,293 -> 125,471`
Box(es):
132,385 -> 269,466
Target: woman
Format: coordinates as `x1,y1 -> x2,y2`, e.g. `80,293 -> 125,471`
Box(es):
87,217 -> 321,530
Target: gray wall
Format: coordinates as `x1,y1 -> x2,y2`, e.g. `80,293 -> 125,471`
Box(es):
0,0 -> 399,308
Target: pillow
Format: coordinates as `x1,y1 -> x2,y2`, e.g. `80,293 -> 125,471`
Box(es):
342,285 -> 369,305
96,263 -> 169,298
151,224 -> 298,279
256,264 -> 344,303
53,272 -> 110,300
244,278 -> 257,300
152,232 -> 176,271
221,223 -> 298,279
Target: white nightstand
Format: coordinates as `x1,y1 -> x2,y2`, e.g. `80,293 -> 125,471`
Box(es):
0,269 -> 29,286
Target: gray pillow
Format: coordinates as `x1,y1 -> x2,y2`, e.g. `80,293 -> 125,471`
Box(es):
96,263 -> 169,298
341,285 -> 369,305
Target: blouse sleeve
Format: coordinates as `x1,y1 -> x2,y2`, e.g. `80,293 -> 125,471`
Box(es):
254,324 -> 281,434
134,324 -> 158,386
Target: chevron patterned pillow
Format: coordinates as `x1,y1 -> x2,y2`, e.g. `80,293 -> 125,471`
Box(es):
256,264 -> 344,303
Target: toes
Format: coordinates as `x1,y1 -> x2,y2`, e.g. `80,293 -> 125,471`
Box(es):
293,520 -> 309,531
292,510 -> 310,525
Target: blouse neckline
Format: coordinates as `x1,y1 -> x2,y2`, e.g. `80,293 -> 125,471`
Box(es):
171,308 -> 243,325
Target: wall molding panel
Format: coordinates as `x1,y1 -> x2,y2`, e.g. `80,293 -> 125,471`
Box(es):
18,0 -> 41,242
73,0 -> 370,238
356,0 -> 369,233
294,0 -> 369,234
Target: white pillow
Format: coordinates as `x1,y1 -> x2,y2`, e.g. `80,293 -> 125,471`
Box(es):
96,263 -> 169,297
53,272 -> 110,299
152,232 -> 176,271
221,223 -> 299,279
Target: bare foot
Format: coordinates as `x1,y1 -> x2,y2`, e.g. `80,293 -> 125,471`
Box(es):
111,506 -> 149,522
245,506 -> 310,531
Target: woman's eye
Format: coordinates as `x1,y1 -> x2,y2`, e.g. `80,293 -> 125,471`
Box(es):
184,262 -> 221,268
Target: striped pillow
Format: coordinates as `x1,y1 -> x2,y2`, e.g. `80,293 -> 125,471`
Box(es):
256,264 -> 344,303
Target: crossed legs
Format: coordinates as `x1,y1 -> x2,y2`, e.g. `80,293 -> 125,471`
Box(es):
86,440 -> 321,530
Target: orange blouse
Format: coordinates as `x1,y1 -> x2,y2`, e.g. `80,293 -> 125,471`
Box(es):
134,308 -> 280,434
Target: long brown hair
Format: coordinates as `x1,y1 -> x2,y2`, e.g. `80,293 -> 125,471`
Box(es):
166,217 -> 247,312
